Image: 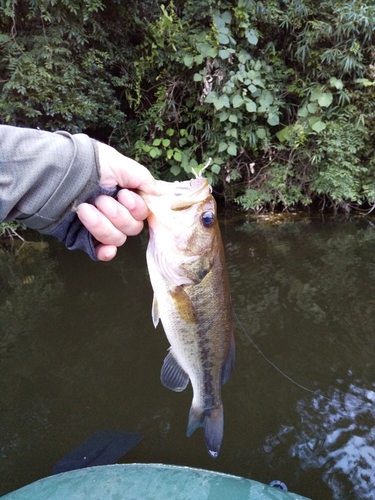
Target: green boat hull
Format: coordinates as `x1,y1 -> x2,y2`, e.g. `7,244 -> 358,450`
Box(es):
2,463 -> 310,499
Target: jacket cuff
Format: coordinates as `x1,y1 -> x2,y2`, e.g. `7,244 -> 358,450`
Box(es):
47,185 -> 119,260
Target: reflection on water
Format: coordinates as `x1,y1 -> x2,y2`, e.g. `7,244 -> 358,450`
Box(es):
1,216 -> 375,499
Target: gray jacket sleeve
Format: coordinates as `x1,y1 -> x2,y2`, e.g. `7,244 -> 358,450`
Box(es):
0,125 -> 115,259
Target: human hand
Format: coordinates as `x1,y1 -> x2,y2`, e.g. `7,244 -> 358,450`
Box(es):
76,142 -> 158,261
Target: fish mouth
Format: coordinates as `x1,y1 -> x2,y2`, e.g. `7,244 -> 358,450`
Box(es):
138,177 -> 211,211
169,177 -> 211,210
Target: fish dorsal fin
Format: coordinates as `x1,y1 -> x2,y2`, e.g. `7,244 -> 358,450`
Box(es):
160,350 -> 189,392
151,294 -> 159,328
221,335 -> 235,385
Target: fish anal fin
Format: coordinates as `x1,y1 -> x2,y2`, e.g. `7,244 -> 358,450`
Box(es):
151,294 -> 160,328
169,286 -> 196,323
160,351 -> 189,392
221,335 -> 235,385
187,405 -> 223,458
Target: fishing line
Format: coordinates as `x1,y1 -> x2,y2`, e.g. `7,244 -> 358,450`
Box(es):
233,308 -> 340,405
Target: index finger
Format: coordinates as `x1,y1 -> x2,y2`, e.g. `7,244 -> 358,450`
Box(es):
97,142 -> 160,195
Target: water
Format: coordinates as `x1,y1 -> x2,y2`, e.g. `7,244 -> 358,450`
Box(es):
1,214 -> 375,499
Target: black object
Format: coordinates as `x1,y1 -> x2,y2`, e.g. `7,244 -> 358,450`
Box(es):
52,429 -> 143,475
270,479 -> 288,491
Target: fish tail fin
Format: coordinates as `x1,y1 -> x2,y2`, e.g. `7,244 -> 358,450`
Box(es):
187,404 -> 224,458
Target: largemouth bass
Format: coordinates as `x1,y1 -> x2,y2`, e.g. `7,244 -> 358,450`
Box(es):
140,176 -> 235,458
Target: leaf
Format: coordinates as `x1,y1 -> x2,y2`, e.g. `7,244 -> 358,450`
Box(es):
218,141 -> 228,152
152,138 -> 161,146
218,33 -> 229,45
162,138 -> 171,147
170,165 -> 181,176
276,125 -> 293,143
194,73 -> 202,82
232,94 -> 244,108
307,102 -> 318,114
238,49 -> 251,64
183,54 -> 194,68
330,77 -> 343,90
213,94 -> 230,110
245,29 -> 258,45
229,114 -> 238,123
298,106 -> 309,118
173,150 -> 182,162
204,91 -> 217,104
218,111 -> 229,122
311,120 -> 326,132
149,147 -> 161,158
166,129 -> 175,137
256,128 -> 266,139
245,99 -> 257,112
267,113 -> 280,127
227,142 -> 237,156
211,164 -> 221,174
219,49 -> 230,59
318,92 -> 333,107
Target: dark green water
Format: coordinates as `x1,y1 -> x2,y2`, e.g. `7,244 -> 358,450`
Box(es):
1,214 -> 375,499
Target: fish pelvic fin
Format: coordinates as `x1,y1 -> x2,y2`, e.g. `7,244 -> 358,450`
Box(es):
187,405 -> 224,458
160,351 -> 189,392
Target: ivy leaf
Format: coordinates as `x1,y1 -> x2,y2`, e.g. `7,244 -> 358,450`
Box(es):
245,29 -> 258,45
276,125 -> 293,143
219,49 -> 230,59
238,49 -> 251,63
311,120 -> 326,132
227,142 -> 237,156
318,92 -> 333,107
149,147 -> 161,158
204,91 -> 217,104
213,94 -> 230,110
330,77 -> 343,90
232,94 -> 244,108
256,128 -> 266,139
218,111 -> 229,121
173,150 -> 182,162
307,102 -> 318,114
267,113 -> 279,126
170,165 -> 181,176
183,54 -> 194,68
218,141 -> 228,152
298,106 -> 308,118
245,99 -> 257,112
218,33 -> 229,45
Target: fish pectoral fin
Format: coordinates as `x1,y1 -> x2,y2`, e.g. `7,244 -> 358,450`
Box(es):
169,286 -> 196,323
160,351 -> 189,392
221,335 -> 235,385
151,294 -> 160,328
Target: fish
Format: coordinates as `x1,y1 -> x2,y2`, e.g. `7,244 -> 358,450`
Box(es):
139,175 -> 235,458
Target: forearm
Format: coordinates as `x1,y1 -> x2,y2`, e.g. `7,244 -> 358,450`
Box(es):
0,125 -> 100,233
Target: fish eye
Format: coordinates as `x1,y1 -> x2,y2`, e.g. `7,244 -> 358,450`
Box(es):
201,211 -> 215,228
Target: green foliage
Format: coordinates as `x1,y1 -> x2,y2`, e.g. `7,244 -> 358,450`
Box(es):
1,0 -> 375,211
